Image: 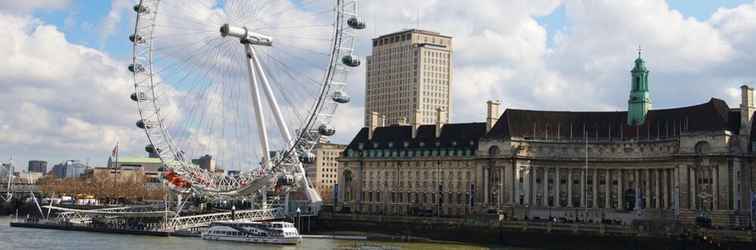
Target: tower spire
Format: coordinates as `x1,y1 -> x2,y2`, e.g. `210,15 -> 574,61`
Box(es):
627,48 -> 652,126
637,45 -> 642,58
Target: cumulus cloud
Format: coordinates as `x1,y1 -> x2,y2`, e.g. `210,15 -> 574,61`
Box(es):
98,0 -> 133,49
0,13 -> 144,166
5,0 -> 756,168
0,0 -> 71,12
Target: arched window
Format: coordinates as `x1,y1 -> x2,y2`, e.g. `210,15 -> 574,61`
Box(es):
694,141 -> 710,155
488,146 -> 501,156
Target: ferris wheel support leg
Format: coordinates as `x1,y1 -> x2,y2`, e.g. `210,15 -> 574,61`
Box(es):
250,42 -> 313,191
244,43 -> 272,169
248,48 -> 293,145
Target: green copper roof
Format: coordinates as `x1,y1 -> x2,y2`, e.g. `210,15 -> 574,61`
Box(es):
628,52 -> 651,126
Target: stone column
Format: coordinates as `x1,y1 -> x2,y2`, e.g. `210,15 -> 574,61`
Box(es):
543,167 -> 549,207
617,169 -> 623,209
484,167 -> 489,205
713,165 -> 719,210
634,169 -> 640,210
655,169 -> 661,209
556,167 -> 561,208
513,164 -> 520,205
605,169 -> 611,209
662,169 -> 668,209
505,164 -> 518,206
500,167 -> 504,208
581,168 -> 586,208
568,168 -> 573,208
689,166 -> 696,210
592,168 -> 598,208
645,169 -> 651,209
525,167 -> 532,205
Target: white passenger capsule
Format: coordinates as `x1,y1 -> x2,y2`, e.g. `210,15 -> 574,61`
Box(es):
129,34 -> 144,44
342,55 -> 360,67
130,92 -> 147,102
332,90 -> 351,104
129,64 -> 145,73
136,119 -> 152,129
133,4 -> 149,14
347,17 -> 366,30
318,124 -> 336,136
298,151 -> 316,164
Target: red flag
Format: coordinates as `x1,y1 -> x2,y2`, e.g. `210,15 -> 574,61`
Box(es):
111,141 -> 119,158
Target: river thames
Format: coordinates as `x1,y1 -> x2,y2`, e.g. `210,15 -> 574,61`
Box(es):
0,217 -> 527,250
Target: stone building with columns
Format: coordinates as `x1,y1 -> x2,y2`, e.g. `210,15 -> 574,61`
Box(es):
336,55 -> 756,227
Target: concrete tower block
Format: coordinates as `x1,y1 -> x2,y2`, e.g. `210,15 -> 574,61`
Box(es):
740,85 -> 754,136
486,100 -> 501,132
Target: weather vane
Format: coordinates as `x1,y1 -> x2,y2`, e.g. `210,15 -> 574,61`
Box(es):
637,45 -> 643,58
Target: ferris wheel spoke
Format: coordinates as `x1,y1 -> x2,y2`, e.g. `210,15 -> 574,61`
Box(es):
132,0 -> 364,196
253,24 -> 334,32
170,44 -> 238,148
153,37 -> 227,79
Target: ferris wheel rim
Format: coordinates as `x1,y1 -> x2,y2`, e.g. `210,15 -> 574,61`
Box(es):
129,0 -> 362,196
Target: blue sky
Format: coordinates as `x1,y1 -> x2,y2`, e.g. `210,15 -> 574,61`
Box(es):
2,0 -> 756,167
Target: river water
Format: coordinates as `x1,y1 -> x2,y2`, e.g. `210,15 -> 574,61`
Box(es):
0,217 -> 525,250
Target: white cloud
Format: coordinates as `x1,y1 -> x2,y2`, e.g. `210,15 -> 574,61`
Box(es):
98,0 -> 132,49
5,0 -> 756,168
0,13 -> 144,166
0,0 -> 71,12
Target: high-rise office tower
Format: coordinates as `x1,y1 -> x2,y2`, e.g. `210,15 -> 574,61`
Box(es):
365,29 -> 452,126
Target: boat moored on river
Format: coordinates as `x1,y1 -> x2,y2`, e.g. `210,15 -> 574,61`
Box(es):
201,221 -> 301,245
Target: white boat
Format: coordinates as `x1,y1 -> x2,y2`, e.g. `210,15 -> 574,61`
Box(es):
202,221 -> 302,245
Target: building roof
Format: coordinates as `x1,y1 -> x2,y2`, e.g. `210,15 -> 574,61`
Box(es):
345,123 -> 487,152
113,156 -> 162,164
485,98 -> 741,140
372,29 -> 452,40
343,98 -> 752,157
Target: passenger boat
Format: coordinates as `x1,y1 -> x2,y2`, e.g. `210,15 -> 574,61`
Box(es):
202,221 -> 302,245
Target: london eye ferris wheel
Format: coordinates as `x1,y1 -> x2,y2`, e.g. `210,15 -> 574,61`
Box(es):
128,0 -> 365,205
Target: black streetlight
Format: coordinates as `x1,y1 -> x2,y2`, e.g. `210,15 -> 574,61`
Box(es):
296,207 -> 301,232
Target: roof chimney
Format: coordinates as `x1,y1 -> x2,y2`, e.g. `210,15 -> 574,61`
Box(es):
435,107 -> 447,138
396,117 -> 409,126
486,100 -> 500,132
368,112 -> 379,140
411,110 -> 421,139
740,84 -> 755,136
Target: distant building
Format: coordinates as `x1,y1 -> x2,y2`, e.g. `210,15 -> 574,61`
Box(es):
337,55 -> 756,228
192,154 -> 216,172
308,143 -> 346,205
108,156 -> 163,183
51,160 -> 89,178
365,29 -> 453,126
89,167 -> 147,185
28,160 -> 47,174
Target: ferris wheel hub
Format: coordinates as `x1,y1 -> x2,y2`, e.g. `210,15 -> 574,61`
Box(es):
220,24 -> 273,46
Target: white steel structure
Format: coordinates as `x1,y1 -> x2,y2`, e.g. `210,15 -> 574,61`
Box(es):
129,0 -> 364,211
0,160 -> 13,202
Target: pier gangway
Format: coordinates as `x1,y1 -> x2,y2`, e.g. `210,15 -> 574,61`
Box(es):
42,205 -> 285,231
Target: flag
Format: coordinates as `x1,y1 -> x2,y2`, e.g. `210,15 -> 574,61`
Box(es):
111,140 -> 119,158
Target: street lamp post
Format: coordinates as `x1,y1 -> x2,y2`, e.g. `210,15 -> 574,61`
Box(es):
296,207 -> 301,232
